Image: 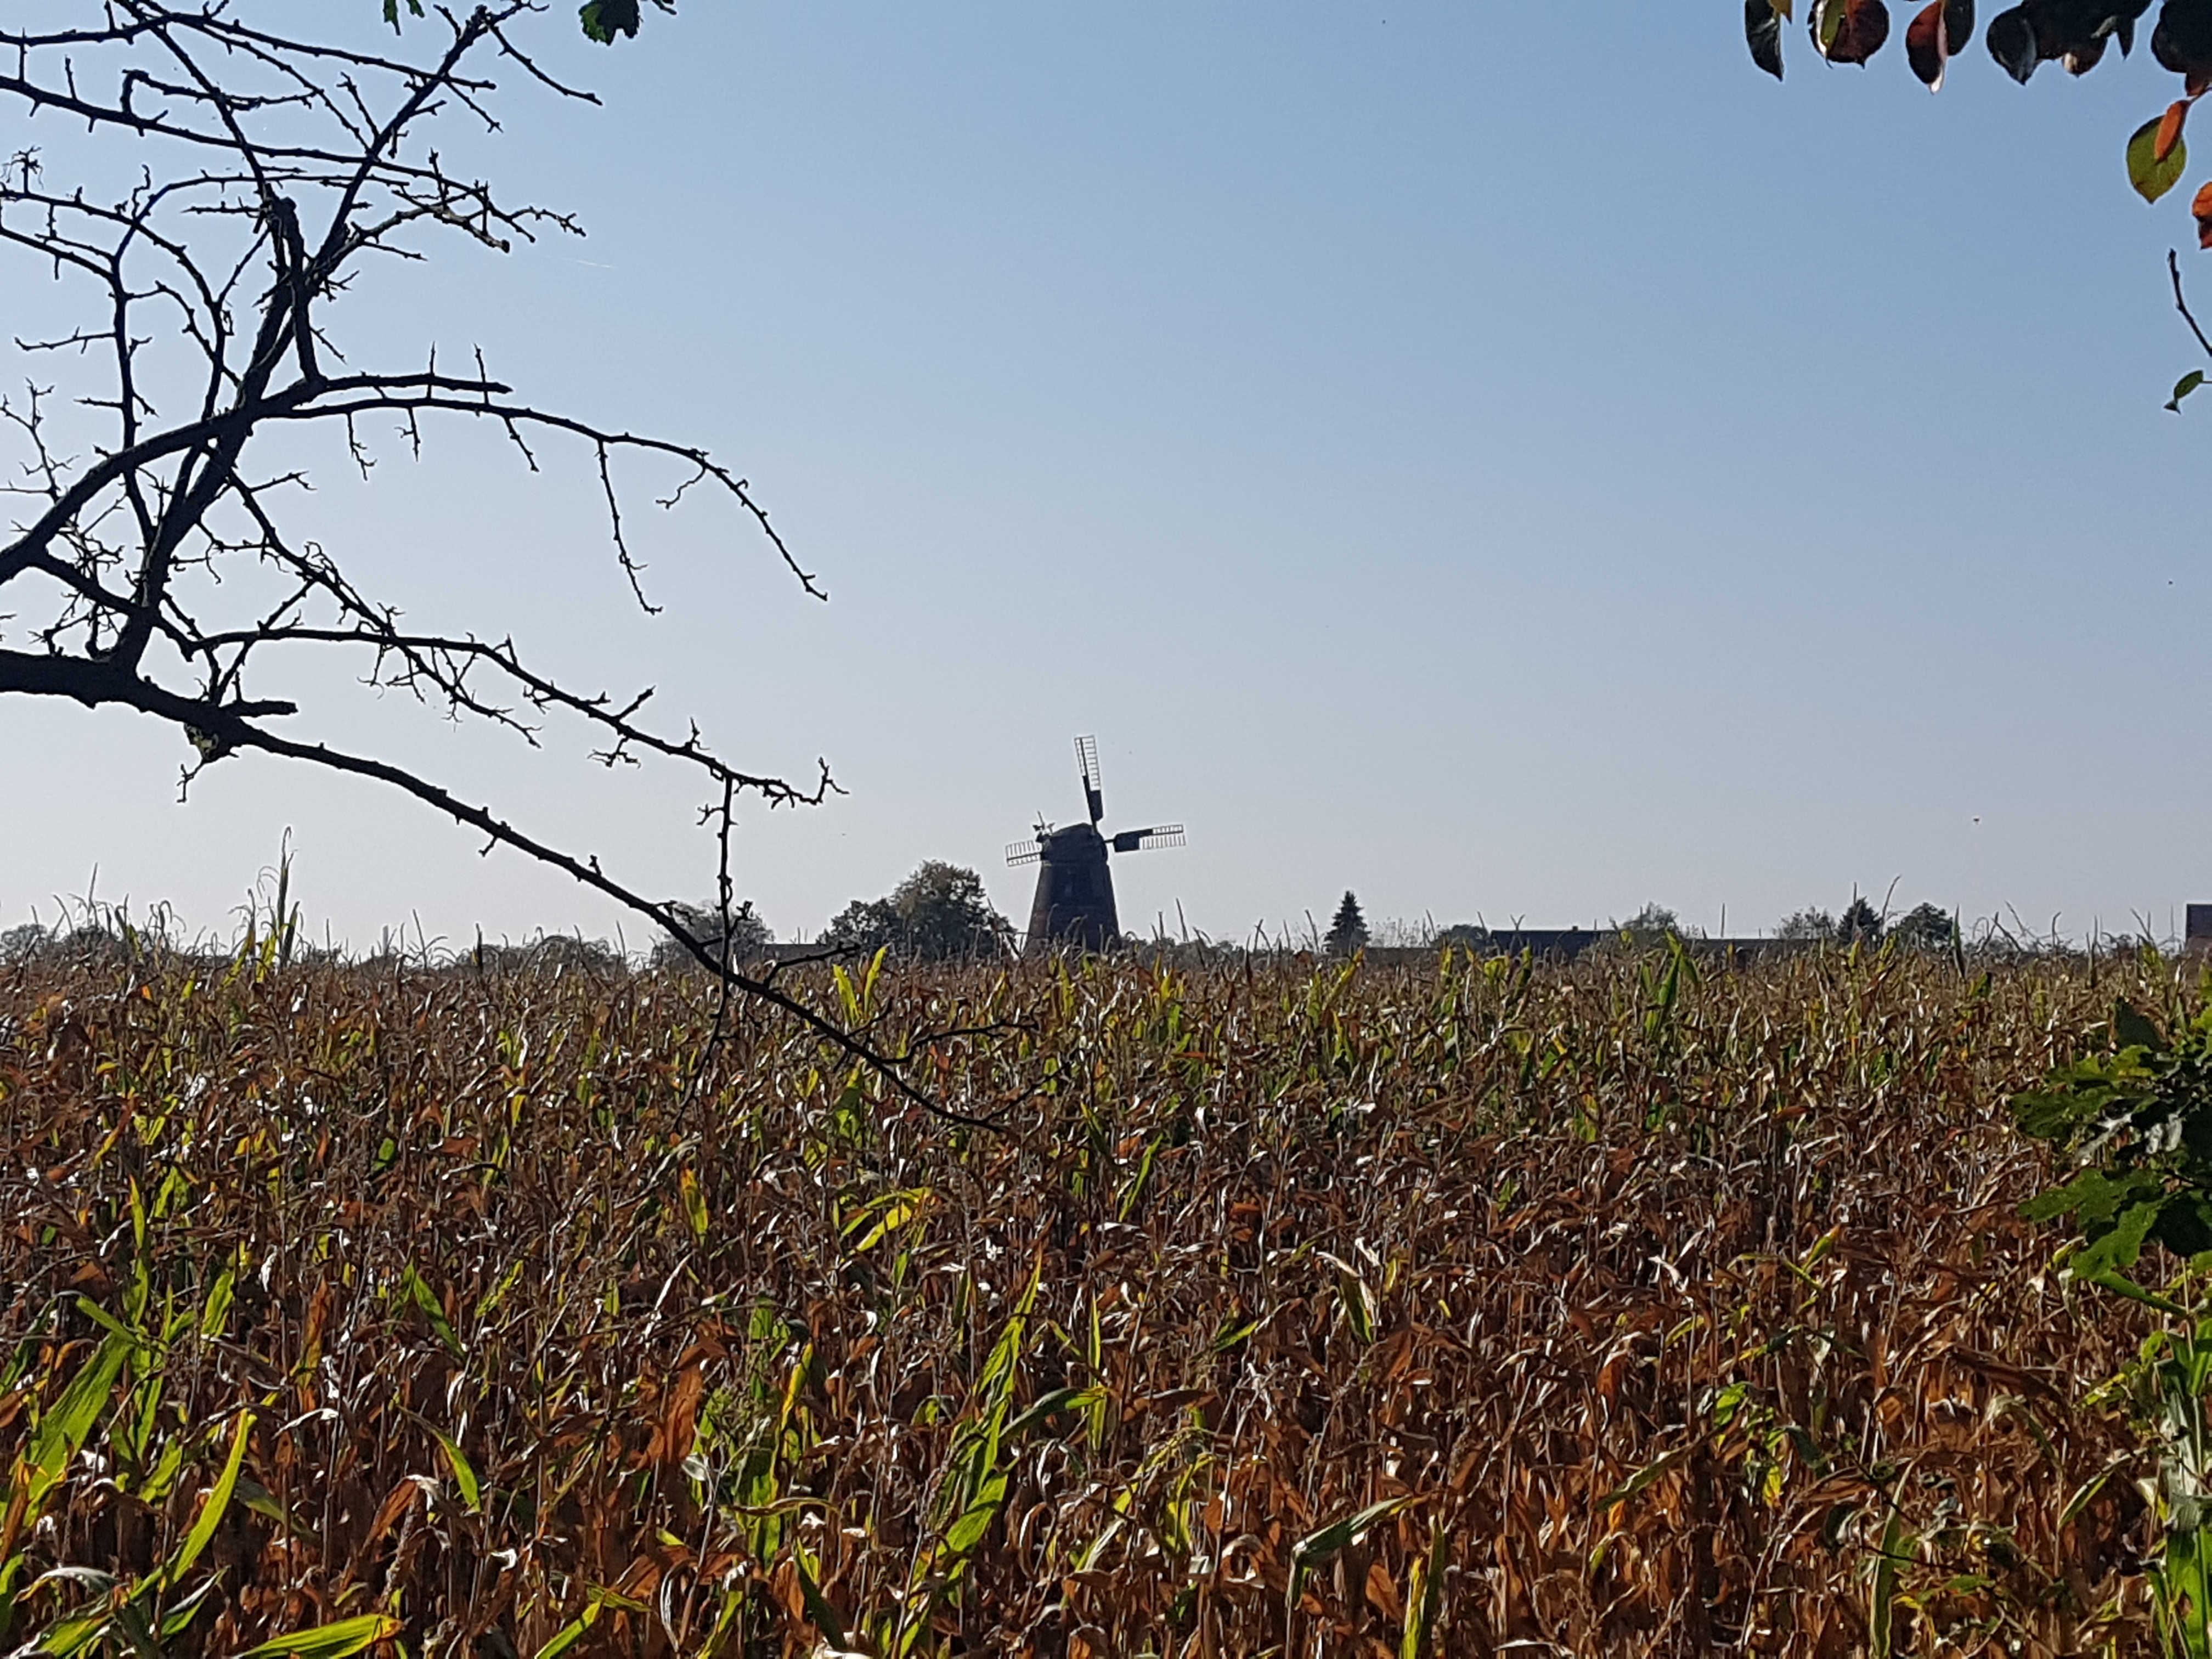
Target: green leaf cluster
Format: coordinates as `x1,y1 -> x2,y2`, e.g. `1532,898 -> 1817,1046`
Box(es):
579,0 -> 677,46
381,0 -> 674,47
2012,998 -> 2212,1289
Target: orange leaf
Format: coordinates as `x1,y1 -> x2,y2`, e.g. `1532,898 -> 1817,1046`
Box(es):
2160,100 -> 2192,165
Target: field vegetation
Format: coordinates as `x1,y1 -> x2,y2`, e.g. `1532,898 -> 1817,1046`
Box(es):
0,933 -> 2194,1656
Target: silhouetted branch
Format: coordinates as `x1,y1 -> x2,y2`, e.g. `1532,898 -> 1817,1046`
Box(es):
2172,248 -> 2212,361
0,3 -> 987,1127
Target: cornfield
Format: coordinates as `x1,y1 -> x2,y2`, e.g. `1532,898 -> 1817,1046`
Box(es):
0,937 -> 2193,1656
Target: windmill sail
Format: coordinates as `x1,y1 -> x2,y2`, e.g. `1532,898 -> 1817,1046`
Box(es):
1076,735 -> 1104,825
1016,736 -> 1182,956
1110,825 -> 1184,854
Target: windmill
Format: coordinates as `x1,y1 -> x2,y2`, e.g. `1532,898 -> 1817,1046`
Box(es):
1007,736 -> 1184,954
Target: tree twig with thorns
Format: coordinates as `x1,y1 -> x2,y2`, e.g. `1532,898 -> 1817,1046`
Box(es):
0,3 -> 1002,1128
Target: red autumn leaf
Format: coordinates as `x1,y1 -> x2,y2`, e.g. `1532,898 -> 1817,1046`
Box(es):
1821,0 -> 1892,64
2160,99 -> 2192,165
2193,178 -> 2212,247
1906,0 -> 1948,86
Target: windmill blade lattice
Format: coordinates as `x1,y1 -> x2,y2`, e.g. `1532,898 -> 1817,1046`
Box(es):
1077,735 -> 1104,825
1110,825 -> 1184,854
1011,735 -> 1183,955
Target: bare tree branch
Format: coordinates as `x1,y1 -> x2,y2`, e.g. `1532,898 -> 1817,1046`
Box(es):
0,4 -> 990,1126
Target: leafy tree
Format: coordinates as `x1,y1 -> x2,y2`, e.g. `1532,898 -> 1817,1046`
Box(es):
1325,891 -> 1370,956
1746,0 -> 2212,406
1616,902 -> 1684,939
655,899 -> 774,970
1891,901 -> 1960,949
1775,906 -> 1839,942
821,863 -> 1009,961
820,898 -> 902,957
1839,896 -> 1886,943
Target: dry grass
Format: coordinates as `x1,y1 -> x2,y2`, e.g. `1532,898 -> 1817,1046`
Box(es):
0,939 -> 2193,1656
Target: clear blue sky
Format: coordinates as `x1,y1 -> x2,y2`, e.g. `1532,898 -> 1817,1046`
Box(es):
5,3 -> 2208,947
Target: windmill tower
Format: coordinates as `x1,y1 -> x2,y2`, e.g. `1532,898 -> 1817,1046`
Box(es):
1007,736 -> 1184,955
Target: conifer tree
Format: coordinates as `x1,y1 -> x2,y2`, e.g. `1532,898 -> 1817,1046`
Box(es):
1325,891 -> 1370,956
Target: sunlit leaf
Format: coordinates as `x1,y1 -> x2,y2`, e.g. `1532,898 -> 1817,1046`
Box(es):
678,1164 -> 709,1241
228,1614 -> 402,1659
170,1410 -> 254,1581
2161,97 -> 2192,162
2130,114 -> 2191,201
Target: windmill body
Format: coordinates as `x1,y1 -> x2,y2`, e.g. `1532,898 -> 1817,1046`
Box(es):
1008,737 -> 1183,956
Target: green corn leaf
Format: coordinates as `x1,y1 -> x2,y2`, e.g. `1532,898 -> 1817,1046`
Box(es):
1286,1493 -> 1421,1630
2154,1521 -> 2212,1659
0,1553 -> 26,1647
1291,1493 -> 1421,1569
111,1597 -> 165,1659
407,1414 -> 481,1513
227,1612 -> 402,1659
845,1190 -> 925,1254
171,1410 -> 254,1582
939,1464 -> 1011,1559
70,1297 -> 139,1344
158,1573 -> 224,1641
399,1264 -> 462,1359
528,1602 -> 600,1659
2060,1459 -> 2129,1530
201,1267 -> 236,1338
678,1166 -> 709,1242
35,1607 -> 116,1659
1115,1135 -> 1163,1222
1319,1252 -> 1378,1345
27,1331 -> 131,1498
1595,1444 -> 1689,1509
1400,1517 -> 1446,1659
1870,1508 -> 1905,1659
792,1539 -> 845,1645
1210,1316 -> 1261,1353
1002,1385 -> 1097,1442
